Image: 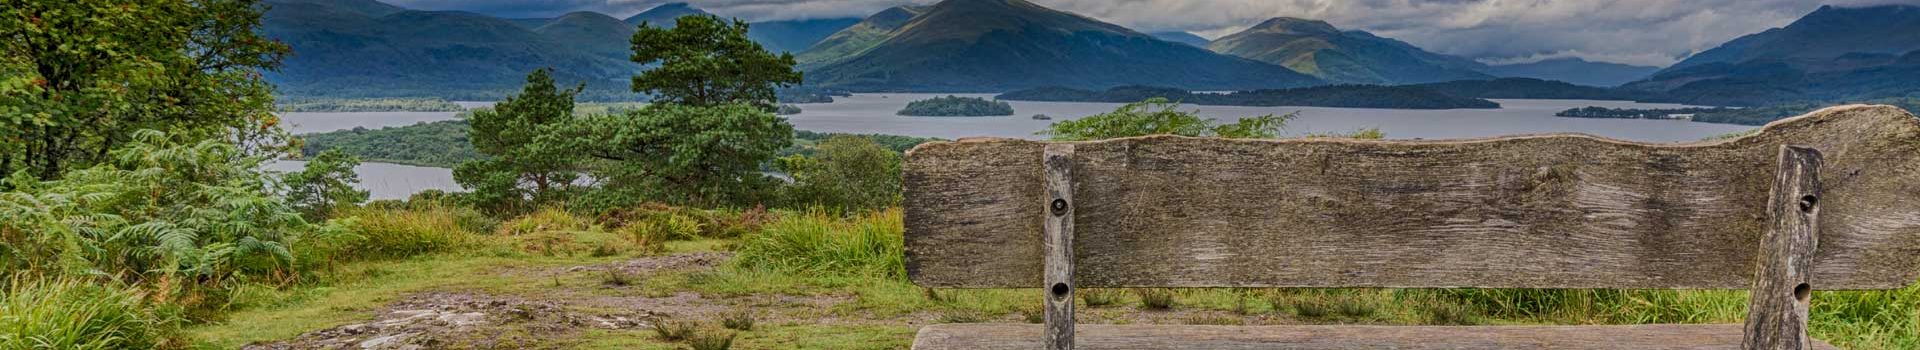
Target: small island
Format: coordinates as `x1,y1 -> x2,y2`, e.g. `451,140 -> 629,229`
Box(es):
776,104 -> 803,115
897,95 -> 1016,117
998,85 -> 1500,109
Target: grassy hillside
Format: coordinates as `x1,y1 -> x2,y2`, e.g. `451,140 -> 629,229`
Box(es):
803,0 -> 1322,92
1624,5 -> 1920,106
1207,18 -> 1490,85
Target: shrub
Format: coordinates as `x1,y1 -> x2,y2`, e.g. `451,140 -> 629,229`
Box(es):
687,330 -> 737,350
776,136 -> 903,212
0,279 -> 180,350
1081,289 -> 1123,308
499,208 -> 635,256
311,206 -> 472,262
1136,289 -> 1175,310
652,319 -> 696,341
721,310 -> 755,331
730,208 -> 905,278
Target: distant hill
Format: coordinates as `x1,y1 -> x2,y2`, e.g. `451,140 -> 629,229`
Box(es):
535,11 -> 637,59
1411,78 -> 1654,101
801,0 -> 1322,92
624,3 -> 711,27
997,85 -> 1500,109
1622,5 -> 1920,106
1150,31 -> 1211,47
261,0 -> 636,100
1207,17 -> 1490,85
1483,58 -> 1660,87
795,5 -> 930,67
262,0 -> 862,100
748,18 -> 863,54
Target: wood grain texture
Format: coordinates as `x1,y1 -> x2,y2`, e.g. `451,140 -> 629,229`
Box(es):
1743,146 -> 1822,350
1042,144 -> 1075,350
909,324 -> 1842,350
903,105 -> 1920,289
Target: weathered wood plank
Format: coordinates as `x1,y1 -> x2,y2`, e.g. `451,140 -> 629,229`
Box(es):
903,105 -> 1920,289
910,324 -> 1842,350
1042,144 -> 1075,350
1744,146 -> 1822,349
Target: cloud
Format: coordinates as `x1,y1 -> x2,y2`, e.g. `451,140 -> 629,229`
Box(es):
380,0 -> 1904,67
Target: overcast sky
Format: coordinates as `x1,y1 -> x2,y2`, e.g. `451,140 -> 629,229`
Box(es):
382,0 -> 1920,67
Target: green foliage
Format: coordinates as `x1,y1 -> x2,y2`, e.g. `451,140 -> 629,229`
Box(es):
688,329 -> 738,350
282,150 -> 369,220
1040,98 -> 1295,141
552,104 -> 794,207
721,310 -> 755,331
1081,289 -> 1123,308
652,319 -> 697,341
896,96 -> 1016,117
304,206 -> 473,263
0,278 -> 181,350
631,15 -> 801,108
998,85 -> 1500,109
274,98 -> 465,112
1,0 -> 291,180
790,130 -> 941,155
1136,289 -> 1176,310
776,136 -> 903,212
730,209 -> 905,279
1559,98 -> 1920,126
299,120 -> 481,168
455,69 -> 587,214
0,130 -> 329,307
1306,127 -> 1387,139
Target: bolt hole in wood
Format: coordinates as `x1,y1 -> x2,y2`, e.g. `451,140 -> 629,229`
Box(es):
1050,199 -> 1068,216
1799,195 -> 1818,212
1795,283 -> 1811,303
1050,283 -> 1070,298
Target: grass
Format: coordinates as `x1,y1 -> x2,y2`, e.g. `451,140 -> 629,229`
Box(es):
1,278 -> 179,350
174,205 -> 1920,349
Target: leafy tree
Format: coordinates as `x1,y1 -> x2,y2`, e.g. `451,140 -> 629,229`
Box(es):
777,136 -> 903,212
550,104 -> 794,207
454,69 -> 586,214
283,149 -> 369,220
1040,98 -> 1296,140
0,0 -> 290,181
630,15 -> 801,108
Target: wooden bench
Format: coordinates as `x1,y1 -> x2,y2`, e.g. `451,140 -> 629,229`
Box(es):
901,105 -> 1920,349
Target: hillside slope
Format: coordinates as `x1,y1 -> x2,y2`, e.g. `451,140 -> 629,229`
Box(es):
1207,18 -> 1490,85
1622,5 -> 1920,105
803,0 -> 1322,92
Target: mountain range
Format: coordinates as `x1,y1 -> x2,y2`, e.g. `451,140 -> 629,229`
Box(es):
260,0 -> 1920,106
1623,5 -> 1920,106
799,0 -> 1322,91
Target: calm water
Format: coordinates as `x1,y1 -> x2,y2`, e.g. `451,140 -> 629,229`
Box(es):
787,94 -> 1755,142
281,94 -> 1757,199
263,161 -> 457,200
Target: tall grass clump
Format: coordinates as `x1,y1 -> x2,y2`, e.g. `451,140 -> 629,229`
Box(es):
499,208 -> 635,256
304,206 -> 473,263
730,208 -> 904,279
0,278 -> 180,349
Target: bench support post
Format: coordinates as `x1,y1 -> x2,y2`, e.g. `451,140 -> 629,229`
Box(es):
1743,145 -> 1822,350
1043,144 -> 1075,350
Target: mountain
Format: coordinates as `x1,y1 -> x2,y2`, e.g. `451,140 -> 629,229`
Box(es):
1623,5 -> 1920,106
795,5 -> 930,66
801,0 -> 1322,92
264,0 -> 404,17
1482,58 -> 1660,87
747,18 -> 863,54
1207,17 -> 1491,85
1150,31 -> 1210,47
624,3 -> 711,27
535,11 -> 636,58
261,0 -> 635,99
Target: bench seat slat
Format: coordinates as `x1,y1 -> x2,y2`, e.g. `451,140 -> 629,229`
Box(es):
910,324 -> 1841,350
903,105 -> 1920,289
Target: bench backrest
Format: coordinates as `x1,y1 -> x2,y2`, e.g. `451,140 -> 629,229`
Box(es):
902,105 -> 1920,291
